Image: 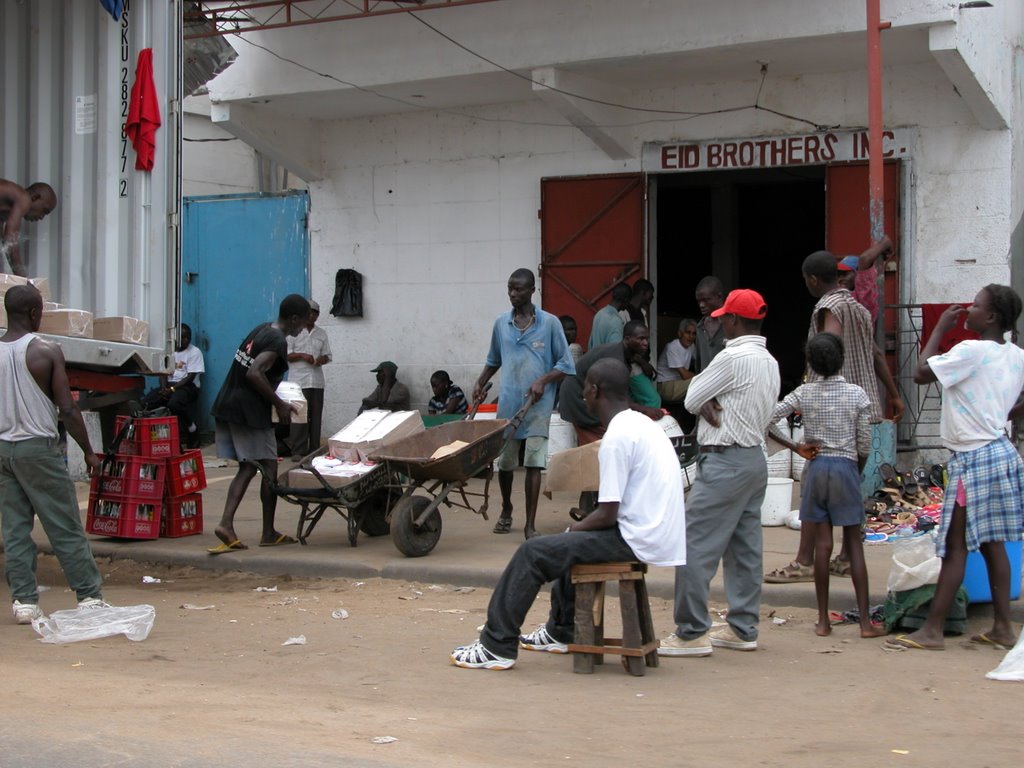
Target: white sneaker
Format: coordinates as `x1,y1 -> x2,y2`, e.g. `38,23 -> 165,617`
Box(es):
450,640 -> 516,670
657,632 -> 713,657
78,597 -> 110,609
709,625 -> 757,651
519,625 -> 569,654
12,600 -> 43,625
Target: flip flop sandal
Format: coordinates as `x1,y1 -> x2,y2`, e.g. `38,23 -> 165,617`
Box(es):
492,517 -> 513,534
878,463 -> 901,488
864,531 -> 890,543
929,464 -> 947,489
913,466 -> 930,487
828,557 -> 852,577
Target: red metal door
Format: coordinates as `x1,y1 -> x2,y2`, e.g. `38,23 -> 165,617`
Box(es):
539,173 -> 645,348
825,161 -> 900,307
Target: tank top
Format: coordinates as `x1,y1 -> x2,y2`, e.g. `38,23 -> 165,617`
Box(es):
0,333 -> 59,440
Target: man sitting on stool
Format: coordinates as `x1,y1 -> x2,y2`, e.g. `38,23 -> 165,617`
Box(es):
141,323 -> 205,449
450,358 -> 686,670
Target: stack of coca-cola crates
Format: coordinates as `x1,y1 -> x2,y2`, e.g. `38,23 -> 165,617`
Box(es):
86,416 -> 206,539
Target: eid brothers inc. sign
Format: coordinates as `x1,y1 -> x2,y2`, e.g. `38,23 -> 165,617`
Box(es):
644,129 -> 912,172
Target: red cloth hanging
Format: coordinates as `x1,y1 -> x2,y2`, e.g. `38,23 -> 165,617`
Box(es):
124,48 -> 161,171
920,303 -> 980,354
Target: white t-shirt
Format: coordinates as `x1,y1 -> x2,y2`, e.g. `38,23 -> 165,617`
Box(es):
928,339 -> 1024,452
655,339 -> 695,382
170,344 -> 205,388
598,409 -> 687,566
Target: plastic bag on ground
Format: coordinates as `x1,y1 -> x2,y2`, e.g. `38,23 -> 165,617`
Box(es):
887,533 -> 941,593
986,631 -> 1024,681
32,604 -> 155,644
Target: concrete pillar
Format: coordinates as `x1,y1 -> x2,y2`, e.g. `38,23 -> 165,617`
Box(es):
67,410 -> 103,482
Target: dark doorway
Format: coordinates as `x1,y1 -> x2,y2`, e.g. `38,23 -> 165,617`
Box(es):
653,167 -> 826,394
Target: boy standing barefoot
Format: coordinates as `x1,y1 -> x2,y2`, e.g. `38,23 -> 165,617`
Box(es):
770,333 -> 885,638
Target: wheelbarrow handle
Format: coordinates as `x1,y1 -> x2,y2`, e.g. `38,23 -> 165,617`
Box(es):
466,381 -> 493,421
502,392 -> 535,439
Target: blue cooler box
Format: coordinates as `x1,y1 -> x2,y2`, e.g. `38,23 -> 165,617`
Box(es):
961,541 -> 1023,604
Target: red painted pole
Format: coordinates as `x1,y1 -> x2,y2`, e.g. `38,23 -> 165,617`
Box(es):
866,0 -> 891,351
866,0 -> 886,243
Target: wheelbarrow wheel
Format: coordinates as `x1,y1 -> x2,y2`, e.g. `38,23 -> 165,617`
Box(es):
391,496 -> 442,557
355,489 -> 392,537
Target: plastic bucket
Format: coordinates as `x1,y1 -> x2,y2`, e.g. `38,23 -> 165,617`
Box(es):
546,413 -> 578,463
472,403 -> 498,420
761,477 -> 794,526
766,419 -> 792,479
962,541 -> 1023,604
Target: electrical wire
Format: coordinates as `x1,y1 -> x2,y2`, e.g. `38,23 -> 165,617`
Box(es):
228,24 -> 835,131
408,10 -> 834,130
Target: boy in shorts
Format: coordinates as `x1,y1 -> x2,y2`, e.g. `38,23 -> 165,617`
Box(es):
769,333 -> 885,638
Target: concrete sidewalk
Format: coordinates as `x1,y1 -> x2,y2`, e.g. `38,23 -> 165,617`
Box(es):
33,446 -> 973,617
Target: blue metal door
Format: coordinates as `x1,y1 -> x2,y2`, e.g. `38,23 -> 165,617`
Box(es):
181,191 -> 310,433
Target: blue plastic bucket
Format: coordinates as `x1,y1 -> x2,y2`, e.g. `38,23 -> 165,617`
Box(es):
961,541 -> 1023,604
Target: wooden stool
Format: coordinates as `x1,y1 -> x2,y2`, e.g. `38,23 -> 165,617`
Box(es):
568,561 -> 659,676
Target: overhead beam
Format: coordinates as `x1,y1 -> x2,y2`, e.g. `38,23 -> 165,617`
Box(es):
929,17 -> 1008,130
209,101 -> 323,181
187,0 -> 506,39
531,67 -> 634,161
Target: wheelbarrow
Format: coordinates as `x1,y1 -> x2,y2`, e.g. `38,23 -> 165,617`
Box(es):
370,395 -> 533,557
248,447 -> 401,547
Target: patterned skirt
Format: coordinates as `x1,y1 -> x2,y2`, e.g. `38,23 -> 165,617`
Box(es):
937,435 -> 1024,557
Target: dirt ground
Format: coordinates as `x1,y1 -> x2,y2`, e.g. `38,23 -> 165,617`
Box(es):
2,554 -> 1022,767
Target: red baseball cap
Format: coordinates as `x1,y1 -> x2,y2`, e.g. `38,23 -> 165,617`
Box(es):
710,288 -> 767,320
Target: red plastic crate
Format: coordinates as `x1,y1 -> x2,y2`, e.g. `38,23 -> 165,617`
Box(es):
160,494 -> 204,538
165,450 -> 207,497
114,415 -> 179,457
91,455 -> 166,501
86,494 -> 161,539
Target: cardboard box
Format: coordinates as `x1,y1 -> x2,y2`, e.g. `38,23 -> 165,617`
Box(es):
39,308 -> 93,338
93,315 -> 150,345
328,410 -> 424,461
0,272 -> 29,296
29,276 -> 51,301
544,441 -> 601,495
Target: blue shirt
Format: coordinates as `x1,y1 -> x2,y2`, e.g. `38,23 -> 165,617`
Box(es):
485,305 -> 576,439
589,304 -> 625,349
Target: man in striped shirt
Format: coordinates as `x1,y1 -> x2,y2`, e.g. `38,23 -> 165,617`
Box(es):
659,289 -> 781,657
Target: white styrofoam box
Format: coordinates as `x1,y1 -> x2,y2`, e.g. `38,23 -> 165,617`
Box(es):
272,381 -> 308,424
328,409 -> 424,460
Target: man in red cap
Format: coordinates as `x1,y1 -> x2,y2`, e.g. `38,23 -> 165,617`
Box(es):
659,289 -> 780,658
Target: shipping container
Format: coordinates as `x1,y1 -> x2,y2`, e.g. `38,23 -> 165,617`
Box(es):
1,0 -> 180,374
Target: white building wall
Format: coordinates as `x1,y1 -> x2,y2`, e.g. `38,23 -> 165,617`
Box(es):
201,0 -> 1024,439
310,62 -> 1012,435
182,96 -> 258,196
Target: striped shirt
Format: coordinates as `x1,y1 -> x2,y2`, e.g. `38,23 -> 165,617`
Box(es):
807,288 -> 881,421
685,335 -> 780,447
769,376 -> 871,461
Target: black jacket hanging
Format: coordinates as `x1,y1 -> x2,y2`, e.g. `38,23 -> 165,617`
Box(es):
331,268 -> 363,317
